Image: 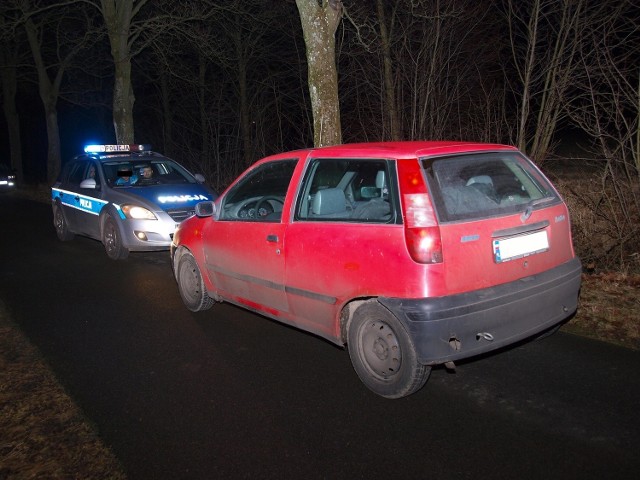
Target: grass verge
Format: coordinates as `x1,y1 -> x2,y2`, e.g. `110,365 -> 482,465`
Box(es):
0,302 -> 127,480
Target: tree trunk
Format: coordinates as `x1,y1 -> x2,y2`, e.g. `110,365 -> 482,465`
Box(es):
376,0 -> 402,140
25,17 -> 63,184
295,0 -> 342,147
101,0 -> 139,144
0,51 -> 23,182
44,105 -> 62,185
198,55 -> 208,163
376,0 -> 401,140
112,58 -> 135,144
233,14 -> 253,166
160,68 -> 174,156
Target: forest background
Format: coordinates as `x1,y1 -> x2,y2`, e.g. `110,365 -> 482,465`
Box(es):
1,0 -> 639,278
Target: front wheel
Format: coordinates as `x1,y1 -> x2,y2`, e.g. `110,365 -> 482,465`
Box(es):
177,250 -> 214,312
102,215 -> 129,260
348,301 -> 430,399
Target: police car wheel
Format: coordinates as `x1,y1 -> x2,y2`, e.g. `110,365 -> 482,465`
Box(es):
54,205 -> 74,241
103,215 -> 129,260
177,251 -> 214,312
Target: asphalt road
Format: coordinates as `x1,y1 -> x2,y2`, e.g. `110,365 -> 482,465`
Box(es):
1,192 -> 639,480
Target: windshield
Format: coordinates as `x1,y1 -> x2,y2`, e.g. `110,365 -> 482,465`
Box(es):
104,159 -> 196,187
423,151 -> 559,222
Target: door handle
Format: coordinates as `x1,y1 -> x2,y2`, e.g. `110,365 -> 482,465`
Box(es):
266,234 -> 278,243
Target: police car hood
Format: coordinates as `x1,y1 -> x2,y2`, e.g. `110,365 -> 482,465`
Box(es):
117,183 -> 214,212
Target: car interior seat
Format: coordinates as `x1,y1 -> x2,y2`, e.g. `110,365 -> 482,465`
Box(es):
311,188 -> 349,218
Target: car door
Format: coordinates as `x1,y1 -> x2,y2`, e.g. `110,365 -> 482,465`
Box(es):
203,159 -> 298,314
55,161 -> 85,232
57,160 -> 106,238
283,158 -> 401,340
75,160 -> 106,238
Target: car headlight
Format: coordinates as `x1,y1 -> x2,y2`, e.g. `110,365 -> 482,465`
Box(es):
121,204 -> 157,220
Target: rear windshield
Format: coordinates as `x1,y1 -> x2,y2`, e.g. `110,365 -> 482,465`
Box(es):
422,151 -> 559,222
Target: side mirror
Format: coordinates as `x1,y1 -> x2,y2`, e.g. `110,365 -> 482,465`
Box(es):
194,173 -> 206,183
80,178 -> 97,189
195,201 -> 216,217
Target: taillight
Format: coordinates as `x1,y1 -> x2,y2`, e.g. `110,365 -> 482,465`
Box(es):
398,161 -> 443,264
403,194 -> 443,264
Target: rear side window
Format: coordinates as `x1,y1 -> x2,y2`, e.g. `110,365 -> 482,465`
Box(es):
67,162 -> 88,186
295,158 -> 398,223
423,151 -> 558,222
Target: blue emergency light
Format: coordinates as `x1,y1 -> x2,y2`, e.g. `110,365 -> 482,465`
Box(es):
84,144 -> 151,153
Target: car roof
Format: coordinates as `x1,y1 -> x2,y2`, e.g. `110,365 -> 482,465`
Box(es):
263,141 -> 518,162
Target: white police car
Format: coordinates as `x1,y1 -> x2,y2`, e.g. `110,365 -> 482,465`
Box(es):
52,144 -> 216,260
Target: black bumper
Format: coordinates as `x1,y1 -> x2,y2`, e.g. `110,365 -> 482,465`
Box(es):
378,257 -> 582,365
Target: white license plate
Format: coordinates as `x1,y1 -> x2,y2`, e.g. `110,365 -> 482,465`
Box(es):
493,230 -> 549,263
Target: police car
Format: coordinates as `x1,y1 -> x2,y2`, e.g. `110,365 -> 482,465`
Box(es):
52,144 -> 216,260
0,164 -> 16,189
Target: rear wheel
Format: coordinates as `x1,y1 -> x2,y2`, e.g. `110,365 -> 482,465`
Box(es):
102,215 -> 128,260
348,301 -> 431,399
177,251 -> 214,312
53,205 -> 74,241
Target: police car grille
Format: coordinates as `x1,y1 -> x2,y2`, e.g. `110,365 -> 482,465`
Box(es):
167,208 -> 196,222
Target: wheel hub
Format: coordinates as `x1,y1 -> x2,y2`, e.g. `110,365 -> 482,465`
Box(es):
361,321 -> 401,378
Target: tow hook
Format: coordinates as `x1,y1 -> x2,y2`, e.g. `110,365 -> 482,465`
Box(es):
476,332 -> 494,342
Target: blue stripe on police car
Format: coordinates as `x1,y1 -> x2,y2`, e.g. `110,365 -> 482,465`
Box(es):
52,187 -> 108,215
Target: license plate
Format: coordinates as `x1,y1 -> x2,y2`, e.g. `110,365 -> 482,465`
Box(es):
493,230 -> 549,263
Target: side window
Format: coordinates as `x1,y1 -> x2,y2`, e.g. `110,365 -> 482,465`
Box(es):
220,159 -> 297,222
68,162 -> 87,186
84,162 -> 100,185
296,159 -> 394,223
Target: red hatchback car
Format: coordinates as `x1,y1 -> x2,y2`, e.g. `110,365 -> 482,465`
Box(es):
171,141 -> 581,398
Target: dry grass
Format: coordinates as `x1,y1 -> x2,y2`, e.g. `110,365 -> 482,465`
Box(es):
0,303 -> 127,480
565,273 -> 640,350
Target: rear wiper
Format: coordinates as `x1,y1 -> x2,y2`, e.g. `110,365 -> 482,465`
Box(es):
521,196 -> 555,221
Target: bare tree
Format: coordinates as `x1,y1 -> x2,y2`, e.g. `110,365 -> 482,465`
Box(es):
340,0 -> 497,143
295,0 -> 342,147
0,8 -> 24,182
501,0 -> 613,162
375,0 -> 401,140
16,0 -> 101,183
98,0 -> 147,144
563,0 -> 640,269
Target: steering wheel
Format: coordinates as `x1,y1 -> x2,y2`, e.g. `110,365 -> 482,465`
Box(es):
254,196 -> 284,219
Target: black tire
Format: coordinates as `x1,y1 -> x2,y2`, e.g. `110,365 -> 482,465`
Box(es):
102,214 -> 129,260
348,301 -> 431,399
177,251 -> 214,312
53,205 -> 75,241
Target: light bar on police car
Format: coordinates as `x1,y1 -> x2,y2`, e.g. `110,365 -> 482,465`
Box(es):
84,144 -> 151,153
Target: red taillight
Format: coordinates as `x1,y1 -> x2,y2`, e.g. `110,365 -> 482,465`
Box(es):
402,189 -> 443,264
405,225 -> 443,264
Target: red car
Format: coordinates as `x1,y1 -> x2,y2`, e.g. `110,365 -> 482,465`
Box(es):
171,141 -> 581,398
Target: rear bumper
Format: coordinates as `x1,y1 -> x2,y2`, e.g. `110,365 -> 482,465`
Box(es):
378,257 -> 582,365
